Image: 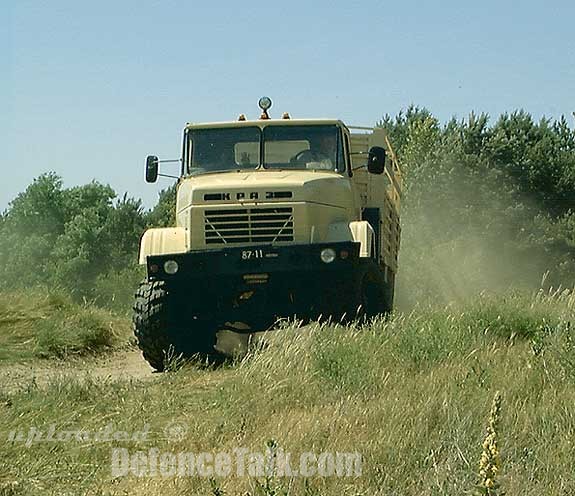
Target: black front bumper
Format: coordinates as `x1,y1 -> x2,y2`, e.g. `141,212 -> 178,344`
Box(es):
146,242 -> 362,323
147,242 -> 361,280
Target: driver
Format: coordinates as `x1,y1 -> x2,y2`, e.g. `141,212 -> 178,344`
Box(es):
291,134 -> 335,169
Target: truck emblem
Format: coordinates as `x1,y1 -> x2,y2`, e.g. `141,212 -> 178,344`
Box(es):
236,192 -> 259,200
203,191 -> 293,201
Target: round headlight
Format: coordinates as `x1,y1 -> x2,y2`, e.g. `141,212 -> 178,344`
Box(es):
258,96 -> 272,111
163,260 -> 179,274
320,248 -> 336,264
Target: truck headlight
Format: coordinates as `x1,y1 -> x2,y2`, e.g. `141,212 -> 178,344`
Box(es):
320,248 -> 336,264
164,260 -> 179,274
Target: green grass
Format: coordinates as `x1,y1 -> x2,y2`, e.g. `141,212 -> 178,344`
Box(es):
0,289 -> 132,361
0,290 -> 574,494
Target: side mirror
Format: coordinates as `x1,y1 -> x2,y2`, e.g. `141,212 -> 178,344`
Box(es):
367,147 -> 386,174
145,155 -> 159,183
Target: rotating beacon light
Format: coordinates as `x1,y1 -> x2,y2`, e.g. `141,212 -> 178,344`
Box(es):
258,96 -> 272,119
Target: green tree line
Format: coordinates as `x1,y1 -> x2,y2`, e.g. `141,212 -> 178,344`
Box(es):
0,175 -> 176,311
0,108 -> 573,311
380,108 -> 575,306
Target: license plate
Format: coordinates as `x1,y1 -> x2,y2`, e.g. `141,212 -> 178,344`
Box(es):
240,249 -> 279,260
243,274 -> 269,284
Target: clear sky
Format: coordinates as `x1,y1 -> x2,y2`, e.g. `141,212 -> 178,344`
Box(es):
2,0 -> 574,212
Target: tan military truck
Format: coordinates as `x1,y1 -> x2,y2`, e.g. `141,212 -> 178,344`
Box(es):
134,98 -> 401,370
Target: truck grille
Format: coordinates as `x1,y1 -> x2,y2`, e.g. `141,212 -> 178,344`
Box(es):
204,207 -> 294,245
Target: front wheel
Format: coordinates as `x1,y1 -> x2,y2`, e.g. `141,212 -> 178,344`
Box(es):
353,264 -> 394,320
132,280 -> 218,371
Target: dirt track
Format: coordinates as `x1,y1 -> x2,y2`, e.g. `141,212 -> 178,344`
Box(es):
0,329 -> 262,392
0,350 -> 155,392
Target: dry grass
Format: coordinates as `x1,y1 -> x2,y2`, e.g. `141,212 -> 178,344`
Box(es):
0,290 -> 574,494
0,289 -> 132,361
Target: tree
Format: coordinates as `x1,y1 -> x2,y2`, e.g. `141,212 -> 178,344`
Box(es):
146,184 -> 177,227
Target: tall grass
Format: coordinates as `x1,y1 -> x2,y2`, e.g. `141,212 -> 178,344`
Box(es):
0,290 -> 574,494
0,289 -> 132,361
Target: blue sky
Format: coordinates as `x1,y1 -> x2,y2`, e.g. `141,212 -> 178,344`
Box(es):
3,0 -> 574,211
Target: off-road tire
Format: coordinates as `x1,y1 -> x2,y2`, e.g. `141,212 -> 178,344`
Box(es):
354,263 -> 392,320
133,280 -> 171,372
358,272 -> 381,319
133,280 -> 221,371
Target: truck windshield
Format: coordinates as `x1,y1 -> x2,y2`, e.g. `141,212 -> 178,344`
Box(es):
185,124 -> 344,175
263,125 -> 342,172
188,127 -> 261,175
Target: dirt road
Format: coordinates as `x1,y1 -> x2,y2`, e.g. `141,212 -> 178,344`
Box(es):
0,350 -> 155,392
0,329 -> 264,392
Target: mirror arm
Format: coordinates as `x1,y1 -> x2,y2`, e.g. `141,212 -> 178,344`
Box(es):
351,152 -> 369,171
157,159 -> 181,164
155,158 -> 182,178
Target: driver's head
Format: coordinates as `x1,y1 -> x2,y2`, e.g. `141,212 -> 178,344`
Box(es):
310,133 -> 336,155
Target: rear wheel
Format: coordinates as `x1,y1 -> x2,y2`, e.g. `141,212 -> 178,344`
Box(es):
132,280 -> 218,371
